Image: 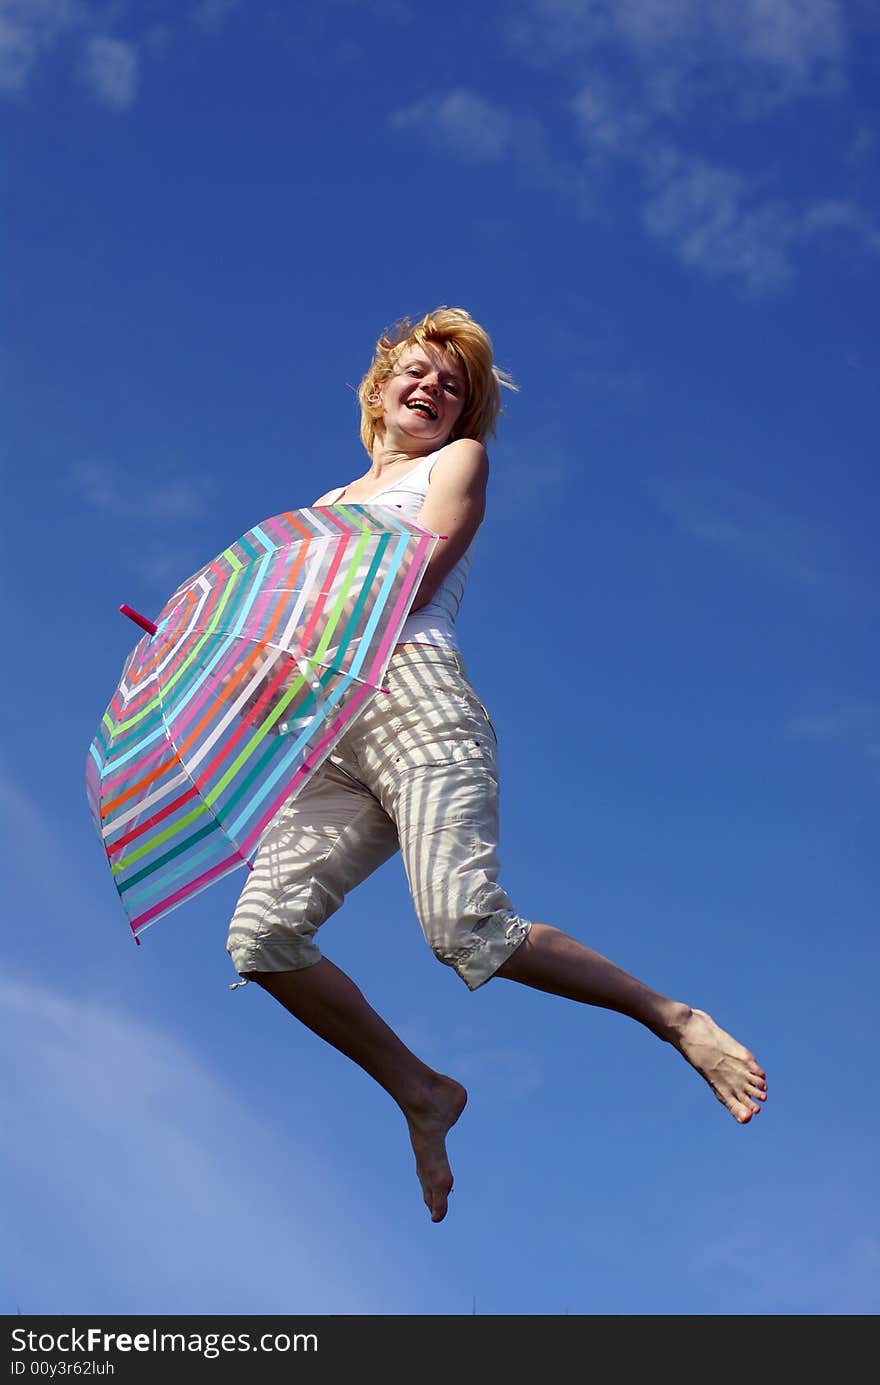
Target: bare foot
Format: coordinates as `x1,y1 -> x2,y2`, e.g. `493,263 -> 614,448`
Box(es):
671,1007 -> 768,1123
404,1073 -> 468,1223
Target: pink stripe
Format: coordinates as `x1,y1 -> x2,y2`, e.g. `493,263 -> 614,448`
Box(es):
230,547 -> 285,657
261,512 -> 308,545
239,683 -> 373,857
101,742 -> 175,803
299,535 -> 351,647
167,630 -> 247,737
363,533 -> 434,680
101,632 -> 244,802
112,674 -> 158,721
238,531 -> 434,856
130,850 -> 248,931
258,514 -> 289,544
319,507 -> 356,535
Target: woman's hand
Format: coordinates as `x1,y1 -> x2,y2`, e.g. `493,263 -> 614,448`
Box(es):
220,649 -> 317,734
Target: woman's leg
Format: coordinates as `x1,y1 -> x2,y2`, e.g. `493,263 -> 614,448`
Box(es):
228,750 -> 467,1222
249,959 -> 466,1222
495,923 -> 767,1123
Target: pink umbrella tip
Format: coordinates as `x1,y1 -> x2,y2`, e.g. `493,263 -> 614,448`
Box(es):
120,604 -> 158,636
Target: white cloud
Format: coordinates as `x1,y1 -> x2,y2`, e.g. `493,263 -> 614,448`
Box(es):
800,198 -> 880,253
0,767 -> 95,916
388,87 -> 591,214
389,88 -> 522,164
787,705 -> 880,769
0,0 -> 236,102
2,973 -> 390,1312
727,0 -> 845,88
392,70 -> 878,293
73,460 -> 202,520
191,0 -> 241,28
658,486 -> 853,597
847,124 -> 876,170
697,1144 -> 880,1313
0,0 -> 76,92
642,149 -> 796,290
573,81 -> 648,156
516,0 -> 847,105
129,546 -> 207,591
492,453 -> 571,506
571,82 -> 880,288
81,33 -> 136,108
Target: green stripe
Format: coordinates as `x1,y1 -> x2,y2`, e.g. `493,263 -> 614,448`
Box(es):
311,531 -> 371,662
330,531 -> 389,663
206,662 -> 339,818
117,817 -> 221,892
111,801 -> 210,874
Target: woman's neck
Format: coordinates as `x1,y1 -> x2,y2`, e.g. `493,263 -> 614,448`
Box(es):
367,438 -> 436,476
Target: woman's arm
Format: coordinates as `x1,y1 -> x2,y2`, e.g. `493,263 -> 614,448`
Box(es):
409,438 -> 488,612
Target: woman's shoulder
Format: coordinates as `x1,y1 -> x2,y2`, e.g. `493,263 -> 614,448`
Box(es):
440,437 -> 488,462
425,439 -> 489,508
429,437 -> 488,479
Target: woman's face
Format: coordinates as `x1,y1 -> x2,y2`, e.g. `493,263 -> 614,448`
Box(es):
378,344 -> 467,448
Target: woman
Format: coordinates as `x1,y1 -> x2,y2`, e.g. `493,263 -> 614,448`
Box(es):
227,307 -> 767,1223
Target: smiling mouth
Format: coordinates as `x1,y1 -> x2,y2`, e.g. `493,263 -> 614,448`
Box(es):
406,400 -> 438,420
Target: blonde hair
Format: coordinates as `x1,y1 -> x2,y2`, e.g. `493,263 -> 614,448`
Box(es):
357,306 -> 517,455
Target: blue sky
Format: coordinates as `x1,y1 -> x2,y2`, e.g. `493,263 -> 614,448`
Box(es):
3,0 -> 879,1316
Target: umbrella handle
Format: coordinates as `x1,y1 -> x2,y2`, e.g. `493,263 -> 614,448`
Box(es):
291,653 -> 327,717
120,604 -> 158,636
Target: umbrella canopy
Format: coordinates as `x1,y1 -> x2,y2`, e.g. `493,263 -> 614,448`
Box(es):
86,503 -> 437,940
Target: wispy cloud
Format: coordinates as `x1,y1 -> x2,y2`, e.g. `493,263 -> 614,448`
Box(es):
452,1044 -> 543,1102
513,0 -> 847,109
0,0 -> 77,92
1,973 -> 389,1312
658,486 -> 854,597
696,1142 -> 880,1312
492,446 -> 573,505
72,460 -> 202,520
69,462 -> 206,597
397,1017 -> 543,1102
389,49 -> 878,294
787,705 -> 880,771
128,547 -> 206,592
0,0 -> 240,102
0,767 -> 95,917
390,89 -> 522,164
81,33 -> 136,108
571,86 -> 880,290
799,197 -> 880,253
190,0 -> 240,29
388,88 -> 590,210
641,148 -> 796,291
498,2 -> 877,290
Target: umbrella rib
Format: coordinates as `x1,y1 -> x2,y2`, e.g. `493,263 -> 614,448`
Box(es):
245,637 -> 388,693
152,662 -> 249,869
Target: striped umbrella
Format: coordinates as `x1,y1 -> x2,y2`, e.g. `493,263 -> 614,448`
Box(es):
86,503 -> 437,941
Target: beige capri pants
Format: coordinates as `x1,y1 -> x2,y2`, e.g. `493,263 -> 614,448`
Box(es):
227,643 -> 531,990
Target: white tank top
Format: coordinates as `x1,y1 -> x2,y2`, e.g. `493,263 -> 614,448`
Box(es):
323,448 -> 475,649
